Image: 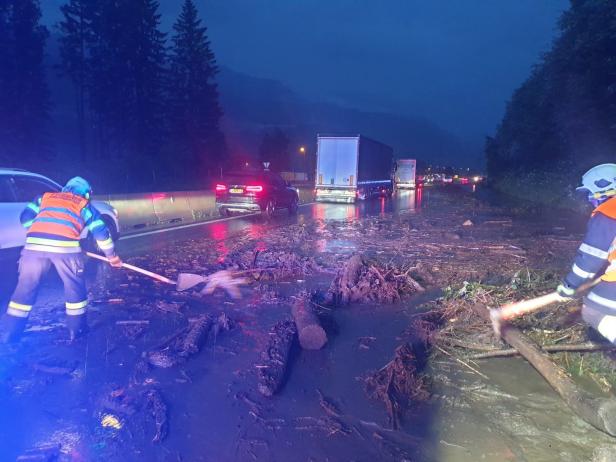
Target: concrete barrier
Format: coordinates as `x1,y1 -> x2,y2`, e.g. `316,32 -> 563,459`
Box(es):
95,186 -> 314,235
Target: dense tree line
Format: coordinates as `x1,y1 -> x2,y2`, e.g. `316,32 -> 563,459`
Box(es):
0,0 -> 50,167
0,0 -> 224,192
487,0 -> 616,203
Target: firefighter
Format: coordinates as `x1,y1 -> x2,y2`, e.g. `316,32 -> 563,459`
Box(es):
557,164 -> 616,344
0,177 -> 122,343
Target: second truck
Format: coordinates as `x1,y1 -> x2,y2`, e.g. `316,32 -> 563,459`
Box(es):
394,158 -> 417,189
314,135 -> 393,203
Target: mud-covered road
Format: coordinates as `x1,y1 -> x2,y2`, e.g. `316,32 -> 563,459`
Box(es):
1,187 -> 614,462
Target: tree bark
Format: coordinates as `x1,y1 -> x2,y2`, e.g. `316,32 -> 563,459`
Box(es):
292,299 -> 327,350
257,320 -> 297,396
469,343 -> 616,360
473,304 -> 616,436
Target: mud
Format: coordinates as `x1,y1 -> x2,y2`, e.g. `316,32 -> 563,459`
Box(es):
1,187 -> 613,461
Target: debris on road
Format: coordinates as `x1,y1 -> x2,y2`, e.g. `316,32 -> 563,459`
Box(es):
292,298 -> 327,350
326,254 -> 426,305
364,343 -> 429,430
257,320 -> 297,396
145,388 -> 168,443
16,444 -> 61,462
145,313 -> 233,368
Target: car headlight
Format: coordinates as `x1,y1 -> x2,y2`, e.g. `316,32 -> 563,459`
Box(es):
112,207 -> 119,218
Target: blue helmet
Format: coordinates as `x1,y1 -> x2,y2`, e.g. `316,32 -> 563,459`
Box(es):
576,164 -> 616,205
63,177 -> 92,199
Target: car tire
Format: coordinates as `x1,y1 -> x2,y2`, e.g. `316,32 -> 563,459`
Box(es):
288,196 -> 299,215
263,200 -> 275,219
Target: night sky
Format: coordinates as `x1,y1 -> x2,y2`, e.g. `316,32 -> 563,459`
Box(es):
42,0 -> 568,146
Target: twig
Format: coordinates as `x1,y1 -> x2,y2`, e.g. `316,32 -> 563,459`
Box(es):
469,343 -> 616,360
434,344 -> 489,379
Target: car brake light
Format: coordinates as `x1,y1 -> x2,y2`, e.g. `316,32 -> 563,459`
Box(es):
215,184 -> 226,192
246,185 -> 263,193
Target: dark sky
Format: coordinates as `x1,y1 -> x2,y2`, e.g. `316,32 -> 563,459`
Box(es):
42,0 -> 568,144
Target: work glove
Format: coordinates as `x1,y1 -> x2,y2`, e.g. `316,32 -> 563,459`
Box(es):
108,255 -> 123,268
556,282 -> 576,300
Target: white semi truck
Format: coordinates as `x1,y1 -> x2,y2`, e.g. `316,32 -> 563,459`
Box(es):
394,158 -> 417,189
314,135 -> 393,203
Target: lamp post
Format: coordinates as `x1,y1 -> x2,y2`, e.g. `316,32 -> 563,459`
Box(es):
299,146 -> 307,181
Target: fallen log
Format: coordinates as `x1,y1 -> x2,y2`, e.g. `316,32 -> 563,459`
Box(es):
292,299 -> 327,350
178,315 -> 213,357
473,304 -> 616,436
145,388 -> 168,443
469,343 -> 616,360
257,320 -> 297,396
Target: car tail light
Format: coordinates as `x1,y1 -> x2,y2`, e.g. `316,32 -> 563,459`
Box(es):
246,185 -> 263,193
215,184 -> 226,192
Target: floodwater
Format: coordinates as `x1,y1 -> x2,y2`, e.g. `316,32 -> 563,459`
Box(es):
0,186 -> 614,461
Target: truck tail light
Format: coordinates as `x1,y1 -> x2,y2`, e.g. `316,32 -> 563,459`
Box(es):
215,184 -> 226,192
246,185 -> 263,193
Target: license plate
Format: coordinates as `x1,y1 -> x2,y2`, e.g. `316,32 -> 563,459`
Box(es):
229,188 -> 244,194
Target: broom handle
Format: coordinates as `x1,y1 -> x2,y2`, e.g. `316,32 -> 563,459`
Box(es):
85,251 -> 176,285
499,278 -> 601,321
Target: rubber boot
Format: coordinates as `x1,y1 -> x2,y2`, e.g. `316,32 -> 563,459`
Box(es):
0,314 -> 28,344
66,314 -> 89,342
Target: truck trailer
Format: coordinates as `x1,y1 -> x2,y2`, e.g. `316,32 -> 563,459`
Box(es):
314,135 -> 393,203
394,158 -> 417,189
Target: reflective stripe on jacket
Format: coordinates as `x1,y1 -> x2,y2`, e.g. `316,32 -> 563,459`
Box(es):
22,192 -> 116,257
564,197 -> 616,289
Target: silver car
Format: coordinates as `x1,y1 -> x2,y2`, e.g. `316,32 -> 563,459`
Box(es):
0,168 -> 120,251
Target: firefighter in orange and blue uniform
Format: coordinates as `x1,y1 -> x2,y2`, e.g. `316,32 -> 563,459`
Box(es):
0,177 -> 122,342
558,164 -> 616,344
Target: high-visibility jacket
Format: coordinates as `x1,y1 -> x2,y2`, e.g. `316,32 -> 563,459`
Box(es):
565,197 -> 616,313
20,192 -> 115,257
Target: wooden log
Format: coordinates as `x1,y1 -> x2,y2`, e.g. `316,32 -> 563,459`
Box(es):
469,343 -> 616,360
257,320 -> 297,396
178,315 -> 213,357
473,304 -> 616,436
292,300 -> 327,350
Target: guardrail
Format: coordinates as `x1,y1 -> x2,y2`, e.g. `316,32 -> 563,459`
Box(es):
94,186 -> 314,235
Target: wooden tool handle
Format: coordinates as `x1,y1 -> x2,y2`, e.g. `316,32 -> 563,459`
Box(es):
499,277 -> 601,321
85,252 -> 176,285
499,292 -> 562,321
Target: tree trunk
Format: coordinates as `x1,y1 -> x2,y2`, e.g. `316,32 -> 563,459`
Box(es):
257,320 -> 297,396
292,299 -> 327,350
473,304 -> 616,436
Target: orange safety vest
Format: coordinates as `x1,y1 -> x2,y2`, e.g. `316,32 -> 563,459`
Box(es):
592,198 -> 616,282
28,192 -> 88,240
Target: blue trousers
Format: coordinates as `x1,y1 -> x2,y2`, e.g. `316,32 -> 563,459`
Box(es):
7,250 -> 88,318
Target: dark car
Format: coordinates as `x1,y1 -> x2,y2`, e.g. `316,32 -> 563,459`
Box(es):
215,170 -> 299,217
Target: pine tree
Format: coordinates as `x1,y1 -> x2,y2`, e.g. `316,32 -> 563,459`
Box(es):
84,0 -> 167,190
0,0 -> 50,166
168,0 -> 224,184
57,0 -> 94,162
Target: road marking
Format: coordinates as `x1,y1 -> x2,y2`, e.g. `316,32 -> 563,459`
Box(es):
119,202 -> 315,241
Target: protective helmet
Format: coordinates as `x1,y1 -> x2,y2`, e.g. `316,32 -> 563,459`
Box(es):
63,176 -> 92,199
576,164 -> 616,203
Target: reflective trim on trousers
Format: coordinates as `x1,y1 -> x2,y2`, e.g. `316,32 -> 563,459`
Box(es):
66,300 -> 87,316
7,307 -> 30,318
597,316 -> 616,343
8,301 -> 32,312
587,292 -> 616,310
572,263 -> 595,279
579,243 -> 609,259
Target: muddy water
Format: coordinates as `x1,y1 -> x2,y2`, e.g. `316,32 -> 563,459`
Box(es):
1,186 -> 615,461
